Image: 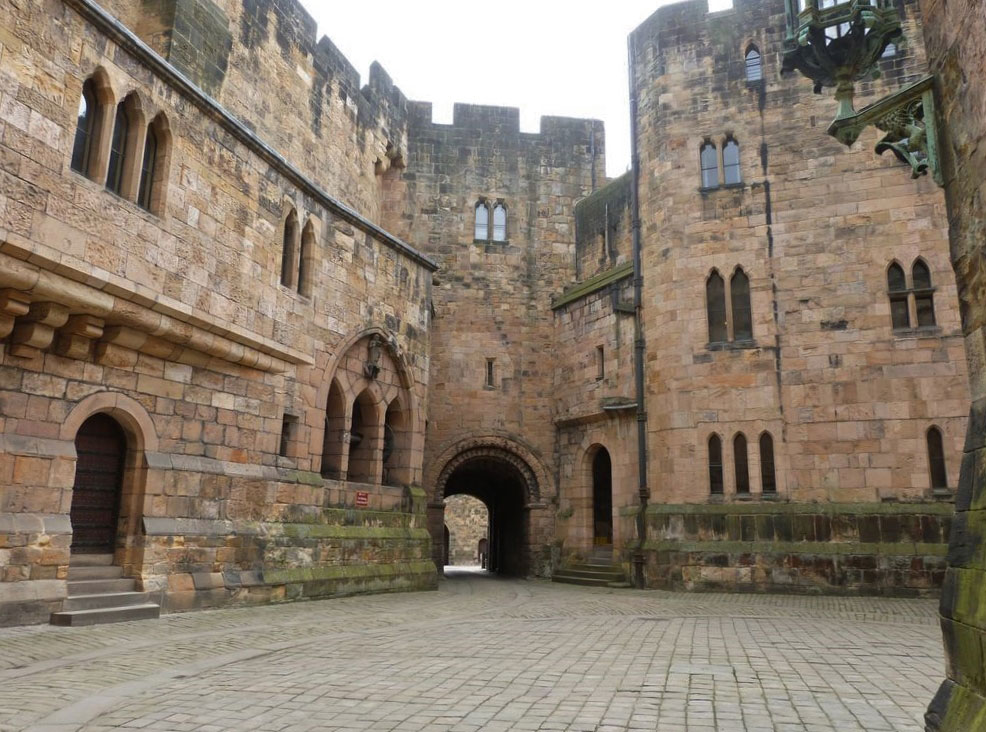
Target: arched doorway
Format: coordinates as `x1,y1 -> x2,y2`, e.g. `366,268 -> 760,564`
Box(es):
592,447 -> 613,546
438,450 -> 535,577
70,413 -> 126,554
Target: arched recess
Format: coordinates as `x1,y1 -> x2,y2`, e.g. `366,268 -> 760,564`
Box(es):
320,379 -> 346,479
347,389 -> 381,484
60,392 -> 159,565
315,327 -> 421,486
590,445 -> 613,546
383,395 -> 411,487
299,219 -> 316,297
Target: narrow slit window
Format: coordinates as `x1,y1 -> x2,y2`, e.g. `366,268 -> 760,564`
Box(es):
105,101 -> 129,195
475,202 -> 489,241
700,142 -> 719,189
71,80 -> 99,175
492,203 -> 507,242
745,47 -> 763,83
912,260 -> 936,327
279,414 -> 298,457
723,139 -> 741,185
136,124 -> 157,211
486,358 -> 495,387
760,432 -> 776,493
707,271 -> 727,343
734,433 -> 750,494
709,435 -> 724,495
596,345 -> 605,380
887,262 -> 910,329
927,427 -> 948,490
731,268 -> 753,340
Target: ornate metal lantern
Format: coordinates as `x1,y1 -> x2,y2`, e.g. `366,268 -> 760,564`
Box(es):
782,0 -> 942,184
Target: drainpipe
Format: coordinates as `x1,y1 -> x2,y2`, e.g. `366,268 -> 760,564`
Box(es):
627,31 -> 649,589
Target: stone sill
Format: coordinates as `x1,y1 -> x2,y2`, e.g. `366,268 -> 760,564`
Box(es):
893,326 -> 943,338
705,339 -> 758,352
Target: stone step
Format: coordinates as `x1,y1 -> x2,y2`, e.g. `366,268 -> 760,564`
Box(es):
69,553 -> 114,567
50,604 -> 160,627
551,574 -> 620,587
67,578 -> 137,595
62,591 -> 153,612
67,564 -> 124,580
555,567 -> 626,581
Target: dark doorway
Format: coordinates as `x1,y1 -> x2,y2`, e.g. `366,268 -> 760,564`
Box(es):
70,413 -> 126,554
592,448 -> 613,545
443,455 -> 529,576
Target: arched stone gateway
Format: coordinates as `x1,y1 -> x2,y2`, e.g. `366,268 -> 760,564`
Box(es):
428,439 -> 552,578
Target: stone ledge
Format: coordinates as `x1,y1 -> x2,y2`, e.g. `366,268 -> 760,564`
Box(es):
646,501 -> 955,515
0,513 -> 72,535
645,539 -> 949,557
0,434 -> 74,459
0,579 -> 66,603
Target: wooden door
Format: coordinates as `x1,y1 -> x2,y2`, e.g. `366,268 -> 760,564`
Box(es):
70,414 -> 125,554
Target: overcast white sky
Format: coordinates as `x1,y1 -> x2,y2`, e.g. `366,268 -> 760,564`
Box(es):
302,0 -> 733,179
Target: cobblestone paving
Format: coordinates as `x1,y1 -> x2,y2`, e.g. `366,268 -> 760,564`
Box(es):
0,568 -> 942,732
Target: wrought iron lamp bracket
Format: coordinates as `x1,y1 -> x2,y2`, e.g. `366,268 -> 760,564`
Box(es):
827,75 -> 943,186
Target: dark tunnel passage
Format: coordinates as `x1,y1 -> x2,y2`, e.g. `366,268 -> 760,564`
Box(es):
442,455 -> 530,577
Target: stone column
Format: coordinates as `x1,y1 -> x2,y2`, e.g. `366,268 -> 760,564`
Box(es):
920,1 -> 986,729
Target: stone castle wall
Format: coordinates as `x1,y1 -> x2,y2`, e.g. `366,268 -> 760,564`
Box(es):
609,0 -> 967,591
0,0 -> 436,624
388,102 -> 605,575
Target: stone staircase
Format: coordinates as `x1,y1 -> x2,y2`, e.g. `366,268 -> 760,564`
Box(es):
50,553 -> 160,626
551,546 -> 631,589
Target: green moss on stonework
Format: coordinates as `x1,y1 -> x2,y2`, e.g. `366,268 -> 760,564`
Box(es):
939,683 -> 986,732
646,502 -> 955,516
277,524 -> 431,541
552,263 -> 633,310
264,561 -> 437,585
643,539 -> 948,557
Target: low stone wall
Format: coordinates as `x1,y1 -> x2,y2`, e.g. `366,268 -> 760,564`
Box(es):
643,502 -> 953,596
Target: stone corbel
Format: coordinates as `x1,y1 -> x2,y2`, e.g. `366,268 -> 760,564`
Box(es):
0,289 -> 31,339
55,315 -> 105,360
9,302 -> 70,358
827,75 -> 943,186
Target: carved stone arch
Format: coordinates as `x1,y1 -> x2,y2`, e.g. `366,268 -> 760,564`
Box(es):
61,392 -> 158,563
430,434 -> 552,506
317,327 -> 417,411
61,391 -> 159,453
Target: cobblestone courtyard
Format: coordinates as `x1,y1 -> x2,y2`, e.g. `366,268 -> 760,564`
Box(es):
0,569 -> 942,732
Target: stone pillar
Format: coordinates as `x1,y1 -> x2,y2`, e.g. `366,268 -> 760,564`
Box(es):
920,1 -> 986,729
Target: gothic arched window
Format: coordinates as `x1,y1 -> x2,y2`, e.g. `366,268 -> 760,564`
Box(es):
701,142 -> 719,189
760,432 -> 776,493
492,203 -> 507,242
731,268 -> 752,340
709,435 -> 724,495
887,262 -> 910,329
474,201 -> 489,241
912,259 -> 936,327
723,138 -> 741,185
734,433 -> 750,494
745,46 -> 763,82
707,271 -> 727,344
71,79 -> 100,176
281,209 -> 299,288
105,100 -> 131,195
927,427 -> 948,491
